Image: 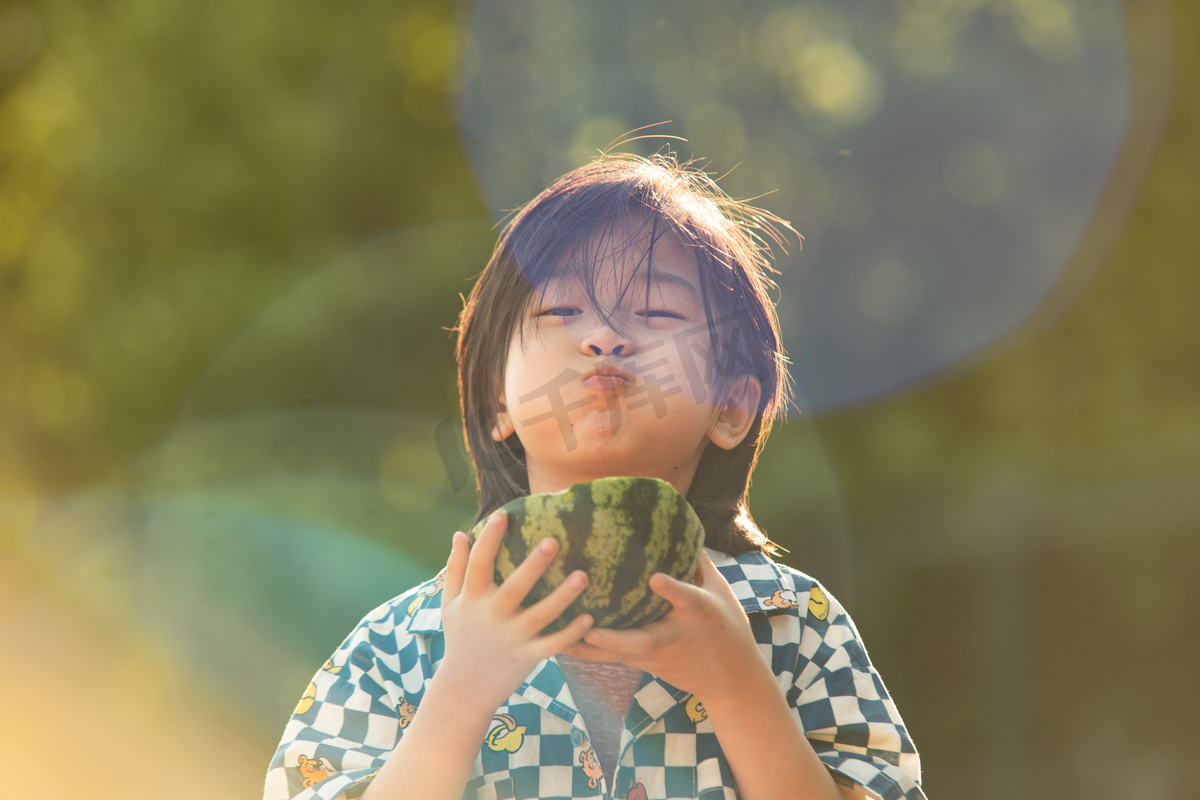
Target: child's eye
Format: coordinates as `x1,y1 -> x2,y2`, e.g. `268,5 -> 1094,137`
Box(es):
537,307 -> 581,318
637,310 -> 685,320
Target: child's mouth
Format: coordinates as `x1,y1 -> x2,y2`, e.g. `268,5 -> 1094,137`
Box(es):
581,366 -> 631,392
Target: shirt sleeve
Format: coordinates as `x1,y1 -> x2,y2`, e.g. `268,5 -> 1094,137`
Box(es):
262,597 -> 420,800
781,580 -> 927,800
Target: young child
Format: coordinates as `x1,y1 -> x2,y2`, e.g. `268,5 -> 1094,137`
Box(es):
263,154 -> 926,800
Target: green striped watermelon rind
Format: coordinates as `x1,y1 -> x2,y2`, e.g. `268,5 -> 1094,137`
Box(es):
467,477 -> 705,633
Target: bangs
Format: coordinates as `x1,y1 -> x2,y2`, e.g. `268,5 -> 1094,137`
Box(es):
516,212 -> 701,346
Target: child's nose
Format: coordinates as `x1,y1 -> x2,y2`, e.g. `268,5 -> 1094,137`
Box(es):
579,323 -> 633,357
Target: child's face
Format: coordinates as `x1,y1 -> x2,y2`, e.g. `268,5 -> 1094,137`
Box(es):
495,230 -> 743,495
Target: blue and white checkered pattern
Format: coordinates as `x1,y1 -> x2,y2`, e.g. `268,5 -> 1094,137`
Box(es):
263,550 -> 925,800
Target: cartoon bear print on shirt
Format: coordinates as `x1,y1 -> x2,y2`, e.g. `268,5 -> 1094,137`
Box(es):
397,697 -> 418,729
762,588 -> 802,609
297,754 -> 335,789
579,741 -> 604,789
570,728 -> 603,788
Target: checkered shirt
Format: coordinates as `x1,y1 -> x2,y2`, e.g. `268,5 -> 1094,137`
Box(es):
263,549 -> 925,800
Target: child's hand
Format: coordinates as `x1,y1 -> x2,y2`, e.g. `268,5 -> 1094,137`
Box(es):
437,511 -> 594,713
563,551 -> 762,703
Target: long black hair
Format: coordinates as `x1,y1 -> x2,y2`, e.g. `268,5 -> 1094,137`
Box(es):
455,153 -> 796,555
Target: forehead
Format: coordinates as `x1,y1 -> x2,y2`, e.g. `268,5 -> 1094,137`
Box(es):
540,223 -> 701,296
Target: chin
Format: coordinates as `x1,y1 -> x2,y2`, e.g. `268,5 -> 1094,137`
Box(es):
535,453 -> 651,485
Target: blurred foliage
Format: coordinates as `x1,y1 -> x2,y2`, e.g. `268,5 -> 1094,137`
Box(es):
459,0 -> 1137,411
1,0 -> 1198,799
0,0 -> 483,487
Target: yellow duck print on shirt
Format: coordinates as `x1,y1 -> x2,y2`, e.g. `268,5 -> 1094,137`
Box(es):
407,573 -> 446,616
807,586 -> 830,620
761,586 -> 831,619
485,714 -> 526,752
685,694 -> 707,724
295,657 -> 345,715
295,682 -> 317,715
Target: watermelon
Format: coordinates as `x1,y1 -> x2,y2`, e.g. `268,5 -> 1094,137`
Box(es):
469,476 -> 704,632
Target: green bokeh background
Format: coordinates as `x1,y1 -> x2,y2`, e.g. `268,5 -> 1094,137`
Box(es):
1,1 -> 1197,798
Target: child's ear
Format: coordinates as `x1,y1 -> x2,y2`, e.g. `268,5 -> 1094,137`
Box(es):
491,405 -> 515,442
707,374 -> 762,450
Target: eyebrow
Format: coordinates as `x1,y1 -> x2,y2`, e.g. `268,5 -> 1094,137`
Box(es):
539,268 -> 701,304
634,270 -> 701,303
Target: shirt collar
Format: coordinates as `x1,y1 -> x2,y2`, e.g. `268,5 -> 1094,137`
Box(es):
706,547 -> 797,615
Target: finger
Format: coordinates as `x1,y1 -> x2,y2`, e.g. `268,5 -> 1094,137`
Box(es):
464,511 -> 506,592
442,531 -> 469,602
582,625 -> 657,658
538,612 -> 595,657
680,549 -> 721,589
696,550 -> 726,585
521,568 -> 588,632
563,637 -> 625,662
648,571 -> 704,612
560,638 -> 624,664
494,537 -> 561,610
694,552 -> 740,603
